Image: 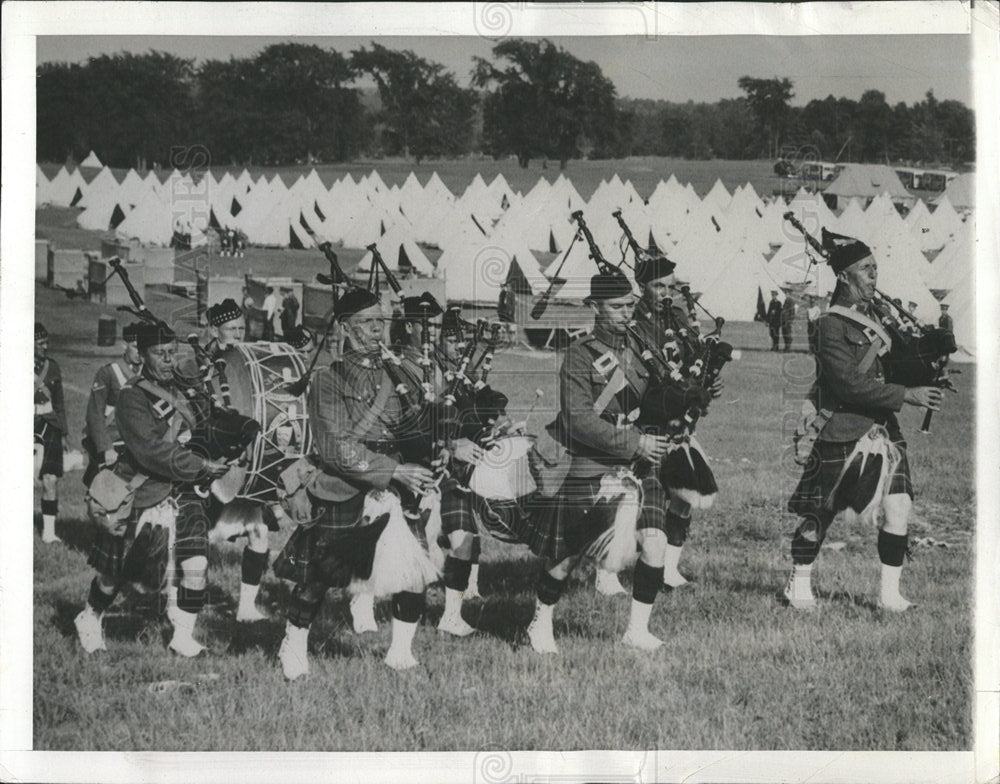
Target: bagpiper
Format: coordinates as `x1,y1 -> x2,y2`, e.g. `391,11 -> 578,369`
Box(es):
632,256 -> 721,592
272,288 -> 439,678
75,321 -> 230,656
34,322 -> 67,544
523,271 -> 676,653
785,233 -> 943,612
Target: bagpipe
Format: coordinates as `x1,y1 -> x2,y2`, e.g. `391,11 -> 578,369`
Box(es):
782,213 -> 957,433
104,257 -> 260,469
611,210 -> 734,424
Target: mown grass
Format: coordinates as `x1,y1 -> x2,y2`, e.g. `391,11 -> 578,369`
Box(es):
32,301 -> 975,750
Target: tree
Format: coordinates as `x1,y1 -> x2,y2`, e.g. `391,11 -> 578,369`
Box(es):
352,43 -> 477,162
854,89 -> 893,162
473,39 -> 620,169
737,76 -> 795,158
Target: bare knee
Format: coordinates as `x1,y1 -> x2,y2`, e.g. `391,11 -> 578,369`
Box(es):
448,531 -> 474,561
247,521 -> 270,552
179,555 -> 208,590
547,554 -> 580,581
41,475 -> 58,499
638,528 -> 667,567
881,493 -> 912,536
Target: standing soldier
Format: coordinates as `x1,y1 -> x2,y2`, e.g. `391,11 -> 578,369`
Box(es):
632,258 -> 719,592
938,303 -> 954,333
280,286 -> 300,339
74,322 -> 230,655
785,234 -> 943,612
497,281 -> 518,344
766,291 -> 783,351
34,322 -> 67,544
523,271 -> 676,653
781,290 -> 797,352
272,288 -> 439,678
806,295 -> 822,357
82,322 -> 143,488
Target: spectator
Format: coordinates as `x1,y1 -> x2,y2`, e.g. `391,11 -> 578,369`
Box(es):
781,292 -> 796,352
280,286 -> 300,338
938,303 -> 954,333
766,290 -> 782,351
262,287 -> 278,341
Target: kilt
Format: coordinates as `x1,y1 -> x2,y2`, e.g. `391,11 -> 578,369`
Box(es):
87,489 -> 209,593
522,472 -> 668,563
788,429 -> 912,518
35,420 -> 63,478
272,491 -> 390,589
440,477 -> 477,539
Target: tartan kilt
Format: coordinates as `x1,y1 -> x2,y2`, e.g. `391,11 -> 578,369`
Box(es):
788,431 -> 912,518
87,490 -> 209,593
35,420 -> 63,478
272,491 -> 390,589
521,473 -> 668,563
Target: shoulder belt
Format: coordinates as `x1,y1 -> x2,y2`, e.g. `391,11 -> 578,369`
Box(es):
35,359 -> 51,389
582,340 -> 632,416
109,360 -> 129,389
134,379 -> 199,432
825,305 -> 891,374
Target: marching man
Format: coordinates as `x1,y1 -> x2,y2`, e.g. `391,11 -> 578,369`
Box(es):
523,270 -> 675,653
785,233 -> 943,612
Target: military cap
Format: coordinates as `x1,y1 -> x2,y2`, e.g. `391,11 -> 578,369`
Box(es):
122,322 -> 142,343
336,288 -> 381,322
402,291 -> 444,320
283,325 -> 313,349
584,270 -> 634,303
634,252 -> 677,285
207,298 -> 243,327
35,322 -> 48,340
940,303 -> 949,310
822,228 -> 873,274
136,321 -> 177,352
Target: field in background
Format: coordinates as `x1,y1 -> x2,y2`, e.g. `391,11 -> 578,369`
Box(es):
31,277 -> 975,751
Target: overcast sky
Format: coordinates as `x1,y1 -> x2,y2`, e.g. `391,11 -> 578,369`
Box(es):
37,35 -> 972,107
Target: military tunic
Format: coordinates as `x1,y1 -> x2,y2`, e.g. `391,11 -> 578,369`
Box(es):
34,356 -> 67,478
525,326 -> 668,562
788,304 -> 912,519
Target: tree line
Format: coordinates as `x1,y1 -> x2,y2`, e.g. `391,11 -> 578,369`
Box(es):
37,40 -> 975,171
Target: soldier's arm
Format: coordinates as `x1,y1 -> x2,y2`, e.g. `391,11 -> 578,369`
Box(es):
115,387 -> 211,482
308,366 -> 399,490
817,317 -> 906,410
85,366 -> 114,451
560,346 -> 641,460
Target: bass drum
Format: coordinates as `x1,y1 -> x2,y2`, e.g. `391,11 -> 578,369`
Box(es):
214,342 -> 313,503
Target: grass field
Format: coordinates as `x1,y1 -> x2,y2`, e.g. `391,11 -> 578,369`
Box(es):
31,275 -> 975,751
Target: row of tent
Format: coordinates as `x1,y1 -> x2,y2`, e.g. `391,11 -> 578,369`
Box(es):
36,164 -> 975,357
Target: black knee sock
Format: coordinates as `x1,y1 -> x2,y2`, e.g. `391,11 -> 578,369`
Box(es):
536,571 -> 565,606
88,577 -> 117,614
443,556 -> 472,592
176,586 -> 205,614
632,560 -> 663,605
877,531 -> 908,567
470,536 -> 482,564
286,584 -> 326,629
241,548 -> 269,586
391,591 -> 425,623
665,510 -> 691,547
791,515 -> 827,565
41,499 -> 58,517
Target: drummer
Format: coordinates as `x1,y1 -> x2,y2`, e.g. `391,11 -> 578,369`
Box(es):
198,299 -> 278,623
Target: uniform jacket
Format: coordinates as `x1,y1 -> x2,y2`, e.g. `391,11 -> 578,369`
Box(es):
34,356 -> 67,435
114,372 -> 214,509
307,348 -> 427,502
549,327 -> 649,478
938,313 -> 954,332
84,357 -> 141,453
814,306 -> 906,443
766,300 -> 783,327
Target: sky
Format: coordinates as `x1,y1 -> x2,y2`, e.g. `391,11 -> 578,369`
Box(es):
37,34 -> 973,108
